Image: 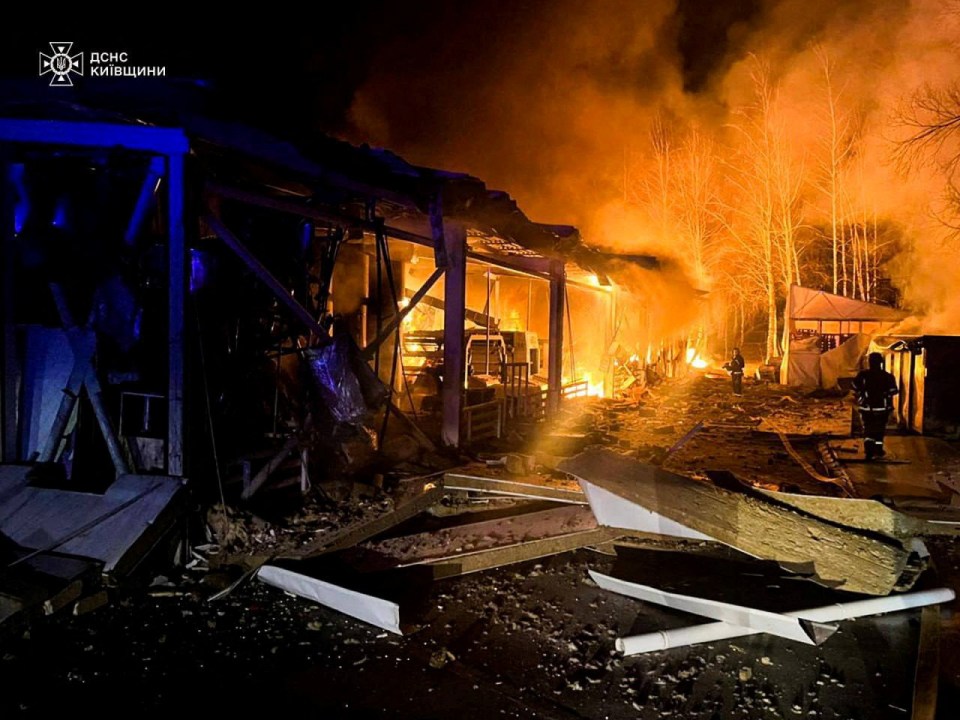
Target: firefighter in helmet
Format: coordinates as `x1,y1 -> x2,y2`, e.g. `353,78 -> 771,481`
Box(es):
723,347 -> 745,396
852,352 -> 899,460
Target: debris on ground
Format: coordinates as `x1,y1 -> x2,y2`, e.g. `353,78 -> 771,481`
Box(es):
5,373 -> 960,718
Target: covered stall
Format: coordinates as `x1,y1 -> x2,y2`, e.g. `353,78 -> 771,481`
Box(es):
781,285 -> 907,388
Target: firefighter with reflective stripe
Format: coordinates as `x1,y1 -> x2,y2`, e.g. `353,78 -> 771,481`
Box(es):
723,347 -> 745,395
852,352 -> 898,461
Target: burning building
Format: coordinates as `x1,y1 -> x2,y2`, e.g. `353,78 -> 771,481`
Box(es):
0,96 -> 707,575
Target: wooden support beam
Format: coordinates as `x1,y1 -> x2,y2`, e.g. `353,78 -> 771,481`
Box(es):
561,447 -> 925,596
203,212 -> 329,341
167,154 -> 186,477
362,265 -> 444,359
547,260 -> 565,414
441,222 -> 467,447
43,284 -> 130,478
298,508 -> 607,577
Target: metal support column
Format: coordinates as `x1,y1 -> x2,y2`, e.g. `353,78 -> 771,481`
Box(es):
441,223 -> 466,447
167,153 -> 186,477
547,260 -> 565,414
1,163 -> 20,461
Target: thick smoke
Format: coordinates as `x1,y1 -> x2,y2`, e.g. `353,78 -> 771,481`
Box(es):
348,0 -> 960,334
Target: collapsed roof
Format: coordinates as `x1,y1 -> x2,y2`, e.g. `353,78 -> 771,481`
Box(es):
0,90 -> 659,284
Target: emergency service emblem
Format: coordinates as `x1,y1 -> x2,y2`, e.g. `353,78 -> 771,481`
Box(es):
39,43 -> 84,87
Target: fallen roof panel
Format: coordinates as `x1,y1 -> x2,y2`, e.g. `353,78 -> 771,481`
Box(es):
0,471 -> 185,574
559,447 -> 924,595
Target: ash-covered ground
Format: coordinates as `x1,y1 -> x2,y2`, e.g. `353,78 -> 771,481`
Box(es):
3,373 -> 959,719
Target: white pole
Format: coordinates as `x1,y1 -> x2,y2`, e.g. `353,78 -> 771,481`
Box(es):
616,587 -> 955,656
591,571 -> 835,646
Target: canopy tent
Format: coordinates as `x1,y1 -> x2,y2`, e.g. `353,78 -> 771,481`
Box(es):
788,285 -> 907,323
782,286 -> 907,387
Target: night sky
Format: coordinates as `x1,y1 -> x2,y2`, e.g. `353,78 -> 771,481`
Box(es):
0,2 -> 761,141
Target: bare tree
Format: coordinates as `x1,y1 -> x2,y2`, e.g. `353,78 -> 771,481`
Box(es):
814,46 -> 859,295
724,56 -> 806,362
675,127 -> 723,287
895,83 -> 960,230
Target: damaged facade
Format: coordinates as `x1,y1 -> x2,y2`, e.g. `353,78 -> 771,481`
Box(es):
0,103 -> 694,624
1,101 -> 960,720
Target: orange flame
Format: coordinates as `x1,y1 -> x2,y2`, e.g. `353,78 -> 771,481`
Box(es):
685,347 -> 708,369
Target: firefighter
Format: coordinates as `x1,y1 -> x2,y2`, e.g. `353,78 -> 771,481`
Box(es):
852,352 -> 899,460
723,347 -> 745,396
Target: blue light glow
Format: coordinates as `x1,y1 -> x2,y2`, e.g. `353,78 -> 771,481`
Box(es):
51,197 -> 69,228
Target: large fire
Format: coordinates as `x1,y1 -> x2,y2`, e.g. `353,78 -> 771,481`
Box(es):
351,1 -> 960,364
582,371 -> 605,397
686,346 -> 708,369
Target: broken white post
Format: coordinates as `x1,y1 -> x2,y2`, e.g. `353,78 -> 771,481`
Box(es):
615,586 -> 955,656
590,570 -> 838,646
257,565 -> 403,635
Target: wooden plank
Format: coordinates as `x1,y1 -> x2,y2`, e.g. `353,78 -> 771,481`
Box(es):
258,564 -> 403,635
423,527 -> 619,579
282,477 -> 443,559
911,604 -> 941,720
559,447 -> 922,596
443,472 -> 587,505
368,505 -> 597,567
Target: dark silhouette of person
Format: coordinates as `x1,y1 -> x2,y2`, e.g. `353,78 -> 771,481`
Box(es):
852,352 -> 899,460
723,347 -> 745,395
